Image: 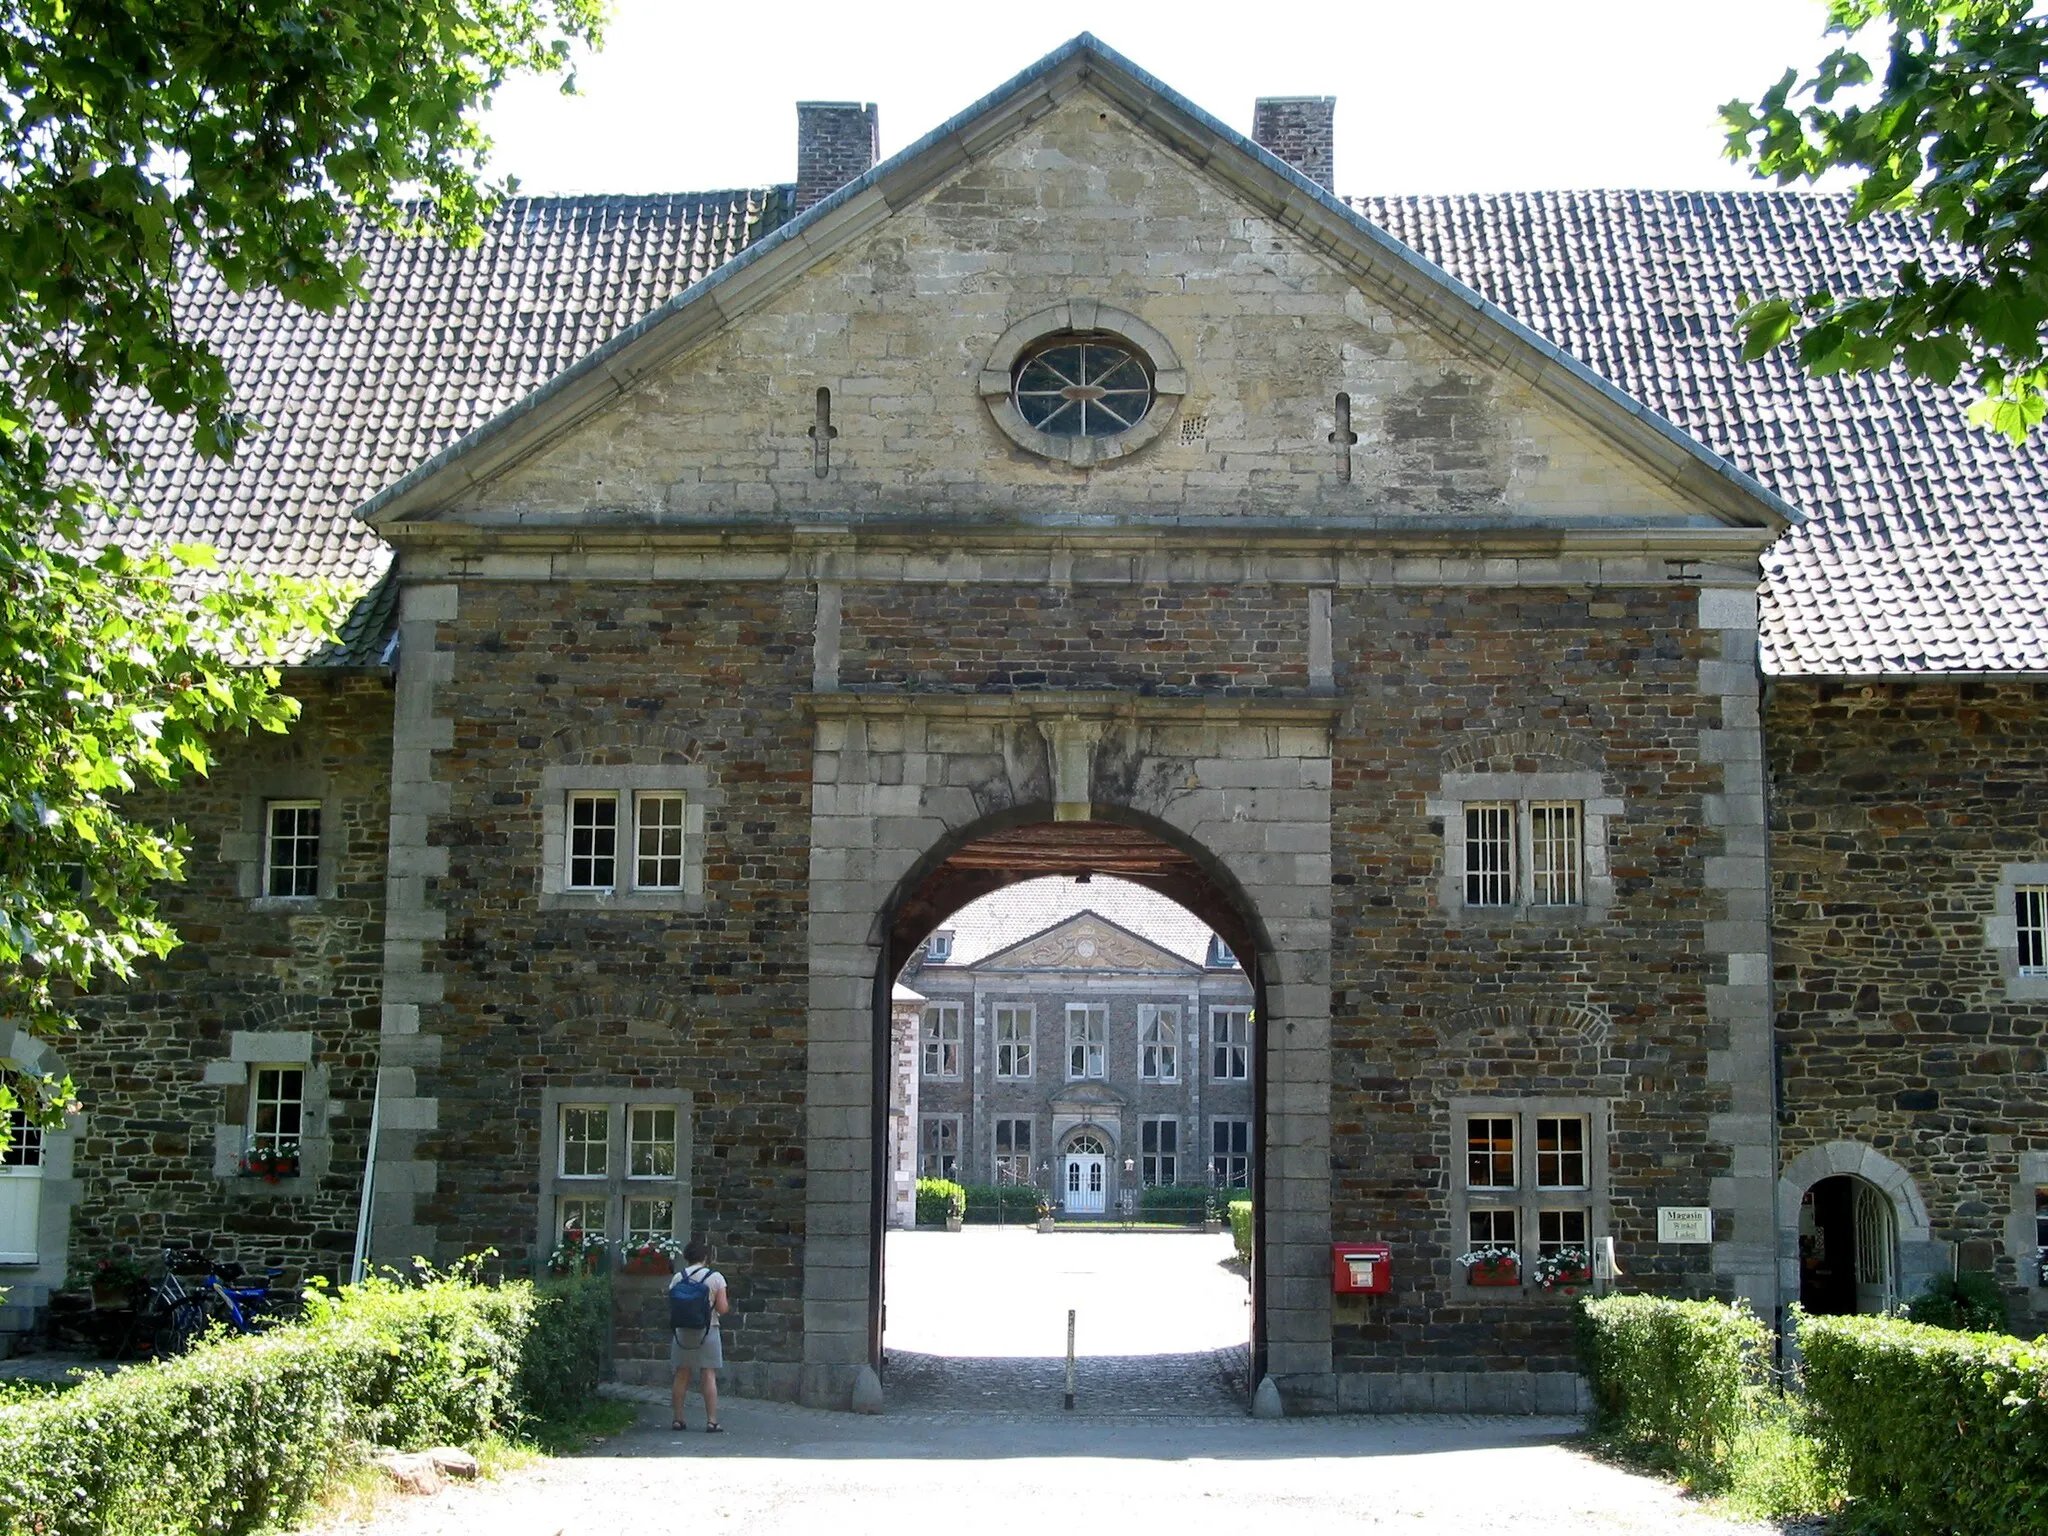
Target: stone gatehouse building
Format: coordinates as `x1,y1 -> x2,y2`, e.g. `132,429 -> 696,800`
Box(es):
899,875 -> 1256,1210
7,35 -> 2046,1414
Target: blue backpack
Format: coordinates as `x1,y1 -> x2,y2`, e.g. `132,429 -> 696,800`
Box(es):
669,1265 -> 713,1331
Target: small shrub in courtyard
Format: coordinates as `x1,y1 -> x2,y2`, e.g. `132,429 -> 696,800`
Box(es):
916,1177 -> 965,1224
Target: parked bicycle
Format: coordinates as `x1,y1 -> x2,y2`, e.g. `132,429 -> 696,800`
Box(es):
115,1249 -> 294,1360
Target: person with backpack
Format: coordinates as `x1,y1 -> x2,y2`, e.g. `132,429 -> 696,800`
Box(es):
668,1239 -> 729,1432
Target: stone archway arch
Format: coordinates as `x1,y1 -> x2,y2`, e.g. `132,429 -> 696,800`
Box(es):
1778,1141 -> 1942,1306
801,691 -> 1335,1410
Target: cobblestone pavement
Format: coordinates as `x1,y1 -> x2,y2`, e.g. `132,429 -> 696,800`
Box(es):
882,1344 -> 1248,1415
294,1395 -> 1773,1536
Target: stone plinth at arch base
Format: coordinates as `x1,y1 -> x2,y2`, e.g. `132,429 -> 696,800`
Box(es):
1778,1141 -> 1945,1315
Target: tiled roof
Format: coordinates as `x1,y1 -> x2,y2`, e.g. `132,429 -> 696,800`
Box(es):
66,189 -> 781,657
932,877 -> 1223,969
1354,191 -> 2048,675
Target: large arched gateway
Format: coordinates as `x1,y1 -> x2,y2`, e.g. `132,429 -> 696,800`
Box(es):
801,698 -> 1334,1408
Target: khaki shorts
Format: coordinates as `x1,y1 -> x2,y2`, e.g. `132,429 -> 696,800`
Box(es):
671,1325 -> 723,1372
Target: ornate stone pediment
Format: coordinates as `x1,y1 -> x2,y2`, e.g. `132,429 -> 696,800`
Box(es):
1051,1082 -> 1127,1113
982,914 -> 1196,973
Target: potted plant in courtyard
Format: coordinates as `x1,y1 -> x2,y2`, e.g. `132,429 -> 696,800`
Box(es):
547,1230 -> 608,1277
621,1234 -> 684,1276
1035,1197 -> 1054,1234
238,1139 -> 300,1182
1458,1245 -> 1521,1286
91,1251 -> 146,1309
1529,1246 -> 1593,1294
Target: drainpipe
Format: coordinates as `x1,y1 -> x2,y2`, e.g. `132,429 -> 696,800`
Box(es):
349,1073 -> 384,1285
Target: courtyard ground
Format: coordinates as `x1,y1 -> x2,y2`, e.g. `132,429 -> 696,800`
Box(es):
880,1227 -> 1249,1413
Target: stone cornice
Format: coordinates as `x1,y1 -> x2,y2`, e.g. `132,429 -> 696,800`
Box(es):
802,690 -> 1342,726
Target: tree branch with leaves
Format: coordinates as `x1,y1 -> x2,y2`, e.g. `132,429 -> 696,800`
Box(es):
0,0 -> 604,1148
1723,0 -> 2048,441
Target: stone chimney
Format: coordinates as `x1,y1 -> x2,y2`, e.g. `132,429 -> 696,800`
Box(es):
795,101 -> 880,214
1252,97 -> 1335,193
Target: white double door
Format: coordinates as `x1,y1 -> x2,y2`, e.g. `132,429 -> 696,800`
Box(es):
1063,1153 -> 1107,1214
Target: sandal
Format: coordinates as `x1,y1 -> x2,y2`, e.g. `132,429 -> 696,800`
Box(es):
704,1422 -> 723,1433
671,1419 -> 687,1431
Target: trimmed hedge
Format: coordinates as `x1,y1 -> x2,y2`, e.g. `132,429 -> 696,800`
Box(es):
1575,1294 -> 1767,1480
1799,1310 -> 2048,1534
1138,1186 -> 1210,1222
915,1177 -> 964,1224
958,1184 -> 1044,1223
0,1269 -> 611,1536
1227,1200 -> 1252,1262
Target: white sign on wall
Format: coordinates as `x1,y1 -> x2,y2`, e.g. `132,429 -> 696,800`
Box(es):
1658,1206 -> 1713,1244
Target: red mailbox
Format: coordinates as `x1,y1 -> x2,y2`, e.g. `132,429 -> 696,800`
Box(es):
1331,1242 -> 1392,1295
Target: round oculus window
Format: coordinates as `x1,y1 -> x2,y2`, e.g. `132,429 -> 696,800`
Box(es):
1011,335 -> 1154,439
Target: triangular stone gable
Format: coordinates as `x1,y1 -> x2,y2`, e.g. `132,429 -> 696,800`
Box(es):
977,911 -> 1200,974
368,40 -> 1789,538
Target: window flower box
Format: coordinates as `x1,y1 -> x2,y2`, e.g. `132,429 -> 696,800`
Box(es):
547,1231 -> 608,1277
1458,1246 -> 1521,1286
1531,1247 -> 1594,1294
239,1141 -> 301,1183
620,1237 -> 683,1276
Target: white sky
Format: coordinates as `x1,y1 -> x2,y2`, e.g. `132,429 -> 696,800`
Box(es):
480,0 -> 1850,198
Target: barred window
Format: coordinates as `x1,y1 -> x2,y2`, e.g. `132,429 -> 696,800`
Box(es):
2019,886 -> 2047,974
1140,1005 -> 1179,1082
1464,803 -> 1514,906
1529,802 -> 1582,906
567,794 -> 618,890
560,1105 -> 609,1178
263,801 -> 321,898
921,1005 -> 962,1079
994,1006 -> 1033,1079
1066,1006 -> 1106,1080
1467,1115 -> 1516,1189
1142,1118 -> 1178,1187
1536,1115 -> 1587,1189
1211,1118 -> 1250,1188
249,1067 -> 304,1155
634,793 -> 686,890
995,1118 -> 1032,1184
919,1116 -> 958,1180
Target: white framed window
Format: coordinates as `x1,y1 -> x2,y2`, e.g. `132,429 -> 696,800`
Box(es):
1211,1008 -> 1250,1081
628,1105 -> 677,1178
2,1101 -> 43,1170
556,1193 -> 607,1240
2019,886 -> 2047,975
919,1115 -> 959,1180
1141,1118 -> 1178,1187
925,930 -> 954,963
263,801 -> 321,898
1538,1208 -> 1589,1258
1140,1005 -> 1180,1082
1467,1115 -> 1517,1190
995,1118 -> 1032,1184
634,793 -> 686,891
559,1105 -> 610,1179
1066,1005 -> 1106,1080
249,1066 -> 305,1155
1529,802 -> 1582,907
921,1004 -> 963,1079
566,793 -> 619,890
1536,1115 -> 1588,1189
994,1005 -> 1034,1080
1468,1206 -> 1517,1249
1464,803 -> 1514,906
1207,934 -> 1237,968
1211,1118 -> 1250,1189
625,1195 -> 675,1246
2035,1187 -> 2048,1265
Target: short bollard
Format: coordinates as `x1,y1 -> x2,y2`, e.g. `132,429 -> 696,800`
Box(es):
1064,1308 -> 1076,1410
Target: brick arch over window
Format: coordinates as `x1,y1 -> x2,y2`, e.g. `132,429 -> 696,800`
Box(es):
1433,1001 -> 1611,1049
545,723 -> 704,766
1779,1141 -> 1942,1302
1438,729 -> 1607,777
